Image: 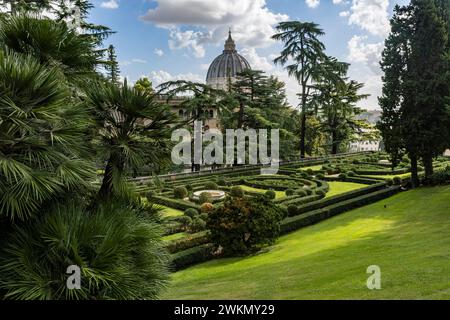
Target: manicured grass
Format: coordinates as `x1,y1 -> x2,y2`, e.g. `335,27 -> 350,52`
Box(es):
239,185 -> 286,199
161,206 -> 184,217
298,165 -> 323,171
362,172 -> 412,180
163,185 -> 450,300
325,181 -> 367,198
162,232 -> 188,242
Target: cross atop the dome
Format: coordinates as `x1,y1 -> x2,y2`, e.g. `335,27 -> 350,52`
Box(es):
224,28 -> 236,52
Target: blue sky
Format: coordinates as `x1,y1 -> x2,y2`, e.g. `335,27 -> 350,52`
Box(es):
90,0 -> 409,109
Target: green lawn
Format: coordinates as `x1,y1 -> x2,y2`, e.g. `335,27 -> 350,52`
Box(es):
362,172 -> 412,180
325,181 -> 367,198
298,165 -> 323,171
239,185 -> 286,199
162,232 -> 188,242
161,206 -> 184,217
163,185 -> 450,300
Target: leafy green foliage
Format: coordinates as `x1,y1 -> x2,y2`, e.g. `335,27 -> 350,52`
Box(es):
230,186 -> 244,198
198,192 -> 212,204
174,186 -> 188,199
0,203 -> 169,300
0,49 -> 94,220
208,195 -> 284,255
265,190 -> 276,200
204,181 -> 218,190
84,80 -> 178,199
184,208 -> 199,218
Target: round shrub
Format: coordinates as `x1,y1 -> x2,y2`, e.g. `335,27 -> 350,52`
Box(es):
285,189 -> 295,196
339,173 -> 348,179
287,205 -> 298,216
207,195 -> 284,256
217,179 -> 227,186
296,189 -> 307,197
173,186 -> 188,199
230,186 -> 244,198
205,181 -> 218,190
306,168 -> 314,175
347,171 -> 356,177
199,192 -> 212,204
200,202 -> 214,213
265,189 -> 276,200
393,176 -> 402,185
178,215 -> 192,227
386,178 -> 394,186
184,208 -> 199,219
315,189 -> 326,197
189,217 -> 207,233
316,173 -> 325,180
239,179 -> 246,184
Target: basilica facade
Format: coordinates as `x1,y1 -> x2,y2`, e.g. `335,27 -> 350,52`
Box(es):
164,31 -> 251,129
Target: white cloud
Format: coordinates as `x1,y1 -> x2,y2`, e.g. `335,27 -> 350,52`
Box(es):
240,48 -> 274,72
141,0 -> 289,58
100,0 -> 119,9
149,70 -> 204,87
347,0 -> 390,37
347,36 -> 385,109
347,35 -> 383,75
305,0 -> 320,8
154,48 -> 164,57
339,11 -> 350,17
168,29 -> 207,58
120,59 -> 148,66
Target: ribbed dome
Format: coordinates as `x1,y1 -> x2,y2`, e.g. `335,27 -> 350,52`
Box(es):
206,31 -> 251,85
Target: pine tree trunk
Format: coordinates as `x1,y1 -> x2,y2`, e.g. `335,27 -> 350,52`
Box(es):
331,129 -> 338,155
300,112 -> 307,159
410,154 -> 420,188
238,101 -> 244,129
423,155 -> 434,178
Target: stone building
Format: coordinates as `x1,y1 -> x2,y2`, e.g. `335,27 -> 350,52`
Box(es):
160,31 -> 251,130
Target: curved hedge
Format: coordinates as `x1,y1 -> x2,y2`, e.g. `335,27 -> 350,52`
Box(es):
287,182 -> 387,217
151,195 -> 201,211
166,231 -> 209,254
280,186 -> 401,234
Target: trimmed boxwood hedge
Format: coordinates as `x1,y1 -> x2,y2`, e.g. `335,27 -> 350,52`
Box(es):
151,195 -> 201,211
280,194 -> 322,207
166,231 -> 209,254
170,243 -> 214,271
289,182 -> 386,217
280,186 -> 401,234
355,167 -> 409,175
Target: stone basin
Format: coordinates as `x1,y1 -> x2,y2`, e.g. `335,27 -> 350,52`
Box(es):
192,190 -> 226,201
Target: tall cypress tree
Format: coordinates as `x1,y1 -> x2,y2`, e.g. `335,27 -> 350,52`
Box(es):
378,4 -> 414,171
379,0 -> 450,187
106,44 -> 120,84
407,0 -> 450,177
